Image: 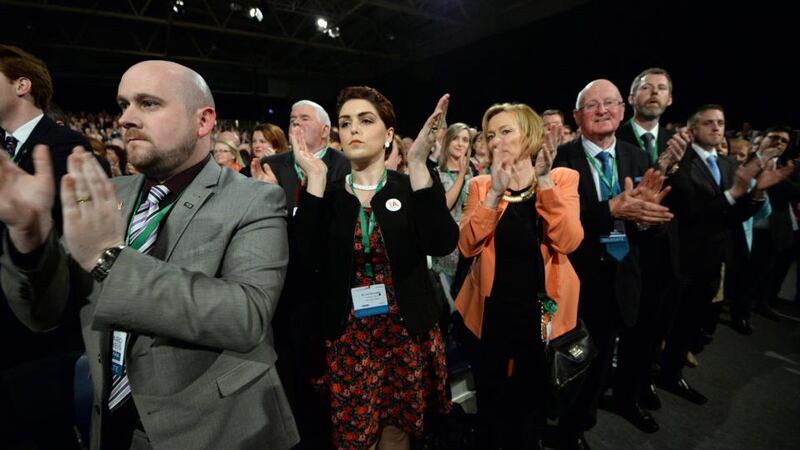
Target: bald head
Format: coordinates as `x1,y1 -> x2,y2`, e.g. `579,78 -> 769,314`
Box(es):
575,79 -> 621,110
123,60 -> 214,112
117,60 -> 217,179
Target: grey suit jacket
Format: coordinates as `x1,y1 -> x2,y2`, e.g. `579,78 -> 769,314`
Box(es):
1,160 -> 299,450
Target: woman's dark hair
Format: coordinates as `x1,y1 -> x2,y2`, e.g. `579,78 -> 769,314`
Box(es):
336,86 -> 397,130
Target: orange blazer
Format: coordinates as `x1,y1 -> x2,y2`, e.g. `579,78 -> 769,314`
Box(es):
455,167 -> 584,341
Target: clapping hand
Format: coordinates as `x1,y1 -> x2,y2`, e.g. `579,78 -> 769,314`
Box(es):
291,126 -> 327,196
756,158 -> 796,191
251,157 -> 278,184
0,145 -> 55,252
609,176 -> 674,225
61,147 -> 126,272
631,168 -> 671,205
408,94 -> 449,166
657,129 -> 690,173
536,126 -> 560,178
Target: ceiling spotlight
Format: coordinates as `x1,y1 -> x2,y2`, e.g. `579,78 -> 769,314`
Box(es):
229,2 -> 242,12
316,17 -> 328,30
248,7 -> 263,22
326,26 -> 340,38
172,0 -> 185,14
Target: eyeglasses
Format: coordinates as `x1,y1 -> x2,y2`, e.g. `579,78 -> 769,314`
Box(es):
766,135 -> 791,145
578,99 -> 624,112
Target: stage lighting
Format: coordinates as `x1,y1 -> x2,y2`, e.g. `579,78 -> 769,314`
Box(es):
249,7 -> 263,22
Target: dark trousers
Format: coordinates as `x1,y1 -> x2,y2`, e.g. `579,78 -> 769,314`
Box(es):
726,245 -> 756,321
661,266 -> 721,379
615,272 -> 676,403
559,310 -> 619,435
470,298 -> 545,450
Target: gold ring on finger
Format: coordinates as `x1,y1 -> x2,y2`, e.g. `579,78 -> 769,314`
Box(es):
76,196 -> 92,205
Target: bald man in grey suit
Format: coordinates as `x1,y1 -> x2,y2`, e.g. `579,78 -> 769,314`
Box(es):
0,61 -> 298,449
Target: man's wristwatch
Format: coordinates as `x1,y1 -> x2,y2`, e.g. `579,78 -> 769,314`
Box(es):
90,245 -> 126,282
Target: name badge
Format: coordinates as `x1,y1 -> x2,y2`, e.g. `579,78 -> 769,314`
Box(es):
351,284 -> 389,318
599,220 -> 630,262
111,331 -> 128,377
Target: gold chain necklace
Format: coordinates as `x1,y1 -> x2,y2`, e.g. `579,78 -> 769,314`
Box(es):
502,174 -> 537,203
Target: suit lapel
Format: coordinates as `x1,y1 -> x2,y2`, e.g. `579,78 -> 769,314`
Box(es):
116,174 -> 146,226
163,159 -> 221,260
13,116 -> 52,169
689,150 -> 721,193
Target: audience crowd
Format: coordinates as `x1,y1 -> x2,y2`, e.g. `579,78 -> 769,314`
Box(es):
1,44 -> 799,450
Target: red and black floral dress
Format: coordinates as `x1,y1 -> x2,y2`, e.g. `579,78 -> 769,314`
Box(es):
314,208 -> 451,449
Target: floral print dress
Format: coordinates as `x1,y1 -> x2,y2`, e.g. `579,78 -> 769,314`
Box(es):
315,208 -> 451,449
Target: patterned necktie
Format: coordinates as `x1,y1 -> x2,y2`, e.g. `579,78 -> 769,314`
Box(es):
4,135 -> 18,157
108,184 -> 170,412
706,154 -> 722,186
641,132 -> 657,165
595,151 -> 615,200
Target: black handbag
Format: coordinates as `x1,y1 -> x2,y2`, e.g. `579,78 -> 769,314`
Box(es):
544,318 -> 597,389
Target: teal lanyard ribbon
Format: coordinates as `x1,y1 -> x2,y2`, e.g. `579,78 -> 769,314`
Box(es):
126,191 -> 178,250
294,147 -> 329,183
584,149 -> 619,200
348,170 -> 388,278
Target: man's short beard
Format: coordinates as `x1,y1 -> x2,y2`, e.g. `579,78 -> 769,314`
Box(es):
635,103 -> 666,122
134,136 -> 198,179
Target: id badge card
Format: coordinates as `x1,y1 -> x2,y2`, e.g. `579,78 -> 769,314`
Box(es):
111,330 -> 128,377
599,220 -> 630,261
351,284 -> 389,318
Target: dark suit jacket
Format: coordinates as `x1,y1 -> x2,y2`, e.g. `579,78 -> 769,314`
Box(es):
263,148 -> 350,213
616,120 -> 674,166
666,147 -> 765,276
553,138 -> 650,326
0,115 -> 89,367
617,120 -> 680,280
294,170 -> 458,339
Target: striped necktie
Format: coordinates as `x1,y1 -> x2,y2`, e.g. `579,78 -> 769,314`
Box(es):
108,184 -> 170,412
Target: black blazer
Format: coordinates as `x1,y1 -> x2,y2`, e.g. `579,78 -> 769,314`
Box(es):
263,148 -> 350,212
294,170 -> 458,339
617,121 -> 681,280
0,115 -> 88,369
553,138 -> 650,326
2,115 -> 91,234
765,159 -> 800,251
666,147 -> 765,275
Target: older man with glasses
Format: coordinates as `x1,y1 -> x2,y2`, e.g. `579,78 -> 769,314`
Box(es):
553,79 -> 673,450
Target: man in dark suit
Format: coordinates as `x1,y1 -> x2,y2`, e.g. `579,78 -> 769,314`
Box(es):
253,100 -> 349,448
612,68 -> 690,430
0,44 -> 92,449
554,79 -> 673,450
658,105 -> 771,405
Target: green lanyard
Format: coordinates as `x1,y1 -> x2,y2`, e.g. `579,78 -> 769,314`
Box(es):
445,170 -> 468,207
583,149 -> 619,200
294,147 -> 329,183
630,119 -> 658,163
126,190 -> 178,250
348,170 -> 388,278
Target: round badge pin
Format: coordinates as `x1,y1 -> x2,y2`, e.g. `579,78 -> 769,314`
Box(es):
385,198 -> 402,212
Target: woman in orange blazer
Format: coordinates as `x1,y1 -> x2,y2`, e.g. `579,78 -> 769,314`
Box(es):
455,103 -> 583,449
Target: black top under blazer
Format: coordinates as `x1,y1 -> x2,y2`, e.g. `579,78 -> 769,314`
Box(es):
294,170 -> 459,339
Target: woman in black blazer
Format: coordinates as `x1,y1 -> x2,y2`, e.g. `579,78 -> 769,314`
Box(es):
294,87 -> 458,450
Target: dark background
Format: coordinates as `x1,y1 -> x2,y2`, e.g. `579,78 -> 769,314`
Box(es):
7,0 -> 796,134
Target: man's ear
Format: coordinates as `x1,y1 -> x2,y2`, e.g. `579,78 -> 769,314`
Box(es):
197,107 -> 217,137
15,77 -> 32,97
